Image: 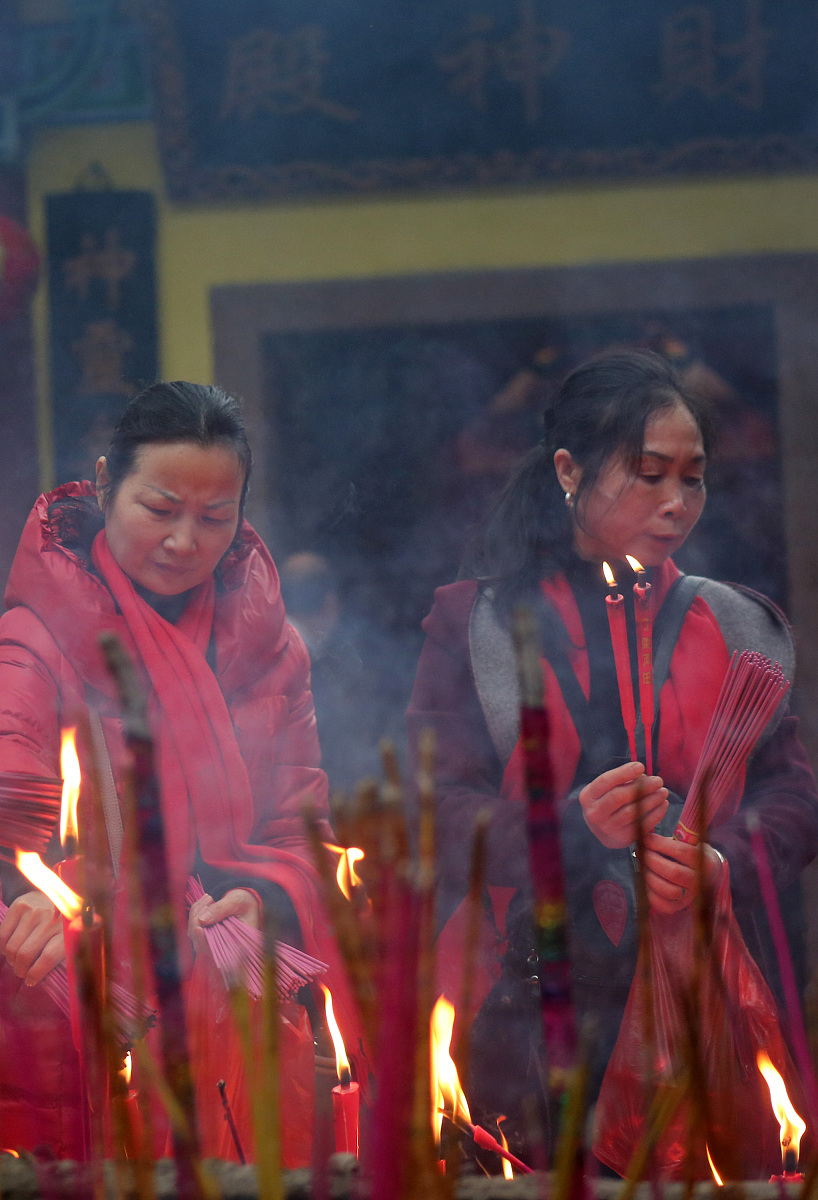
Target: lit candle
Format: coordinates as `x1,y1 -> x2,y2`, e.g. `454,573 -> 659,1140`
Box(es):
113,1051 -> 144,1159
602,562 -> 637,762
322,984 -> 360,1156
626,556 -> 654,776
758,1051 -> 806,1181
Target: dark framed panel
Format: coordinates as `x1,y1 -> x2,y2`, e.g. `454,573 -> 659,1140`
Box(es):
212,256 -> 818,738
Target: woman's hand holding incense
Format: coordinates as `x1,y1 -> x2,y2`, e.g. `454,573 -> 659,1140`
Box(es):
642,833 -> 724,912
188,887 -> 261,955
579,761 -> 668,849
0,890 -> 64,985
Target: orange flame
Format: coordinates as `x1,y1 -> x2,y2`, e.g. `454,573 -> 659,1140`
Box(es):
602,562 -> 616,589
15,850 -> 82,919
2,1149 -> 19,1157
706,1145 -> 724,1186
323,843 -> 365,901
497,1116 -> 514,1180
320,984 -> 350,1082
59,728 -> 81,851
430,996 -> 470,1143
757,1051 -> 806,1168
121,1051 -> 133,1087
625,555 -> 644,574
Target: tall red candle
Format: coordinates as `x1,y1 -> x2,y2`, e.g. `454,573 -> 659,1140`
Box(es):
602,562 -> 637,762
627,557 -> 654,776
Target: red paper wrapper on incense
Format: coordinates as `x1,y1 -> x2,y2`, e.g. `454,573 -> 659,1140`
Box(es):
511,607 -> 576,1084
602,563 -> 637,762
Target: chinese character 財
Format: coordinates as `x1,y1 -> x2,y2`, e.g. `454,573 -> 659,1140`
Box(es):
220,25 -> 359,123
656,0 -> 770,110
437,0 -> 571,126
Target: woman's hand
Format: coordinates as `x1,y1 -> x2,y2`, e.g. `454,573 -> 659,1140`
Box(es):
187,887 -> 261,956
643,833 -> 724,913
579,762 -> 668,849
0,891 -> 65,985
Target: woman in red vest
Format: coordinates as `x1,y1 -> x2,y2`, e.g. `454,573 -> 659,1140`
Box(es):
408,348 -> 818,1160
0,381 -> 360,1162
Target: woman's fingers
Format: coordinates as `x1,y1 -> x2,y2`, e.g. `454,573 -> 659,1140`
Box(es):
24,930 -> 65,986
3,907 -> 62,979
581,761 -> 646,803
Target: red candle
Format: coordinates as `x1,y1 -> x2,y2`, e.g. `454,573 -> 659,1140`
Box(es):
627,557 -> 654,776
602,563 -> 637,762
322,984 -> 360,1157
113,1052 -> 145,1158
332,1074 -> 360,1156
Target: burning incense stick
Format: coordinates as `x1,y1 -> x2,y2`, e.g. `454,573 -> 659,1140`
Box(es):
100,633 -> 203,1200
626,557 -> 654,776
603,562 -> 638,762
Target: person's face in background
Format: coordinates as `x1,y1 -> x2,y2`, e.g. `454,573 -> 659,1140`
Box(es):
554,400 -> 707,567
96,441 -> 244,595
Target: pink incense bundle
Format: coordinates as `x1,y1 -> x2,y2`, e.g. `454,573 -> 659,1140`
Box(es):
186,876 -> 328,999
0,772 -> 63,854
0,899 -> 155,1044
675,649 -> 789,844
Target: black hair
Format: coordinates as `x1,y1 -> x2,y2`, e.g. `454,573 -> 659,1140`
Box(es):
463,349 -> 714,610
100,381 -> 252,520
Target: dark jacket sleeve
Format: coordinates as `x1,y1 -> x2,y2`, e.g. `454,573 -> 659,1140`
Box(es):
710,713 -> 818,906
407,582 -> 529,897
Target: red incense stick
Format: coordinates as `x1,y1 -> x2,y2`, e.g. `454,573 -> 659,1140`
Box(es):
602,563 -> 637,761
626,557 -> 654,776
675,651 -> 789,844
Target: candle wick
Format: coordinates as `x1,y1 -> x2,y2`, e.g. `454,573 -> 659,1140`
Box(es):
82,902 -> 94,929
340,1065 -> 351,1088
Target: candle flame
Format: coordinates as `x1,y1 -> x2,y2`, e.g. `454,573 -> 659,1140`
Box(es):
757,1050 -> 806,1168
15,850 -> 82,919
497,1116 -> 514,1179
121,1051 -> 133,1087
430,995 -> 471,1143
625,555 -> 644,574
602,562 -> 616,588
323,843 -> 365,901
706,1145 -> 724,1186
59,728 -> 81,850
2,1149 -> 19,1157
320,983 -> 350,1082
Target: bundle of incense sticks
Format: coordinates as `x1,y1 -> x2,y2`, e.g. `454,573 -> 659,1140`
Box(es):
185,876 -> 329,999
0,899 -> 155,1043
675,650 -> 790,844
0,771 -> 63,853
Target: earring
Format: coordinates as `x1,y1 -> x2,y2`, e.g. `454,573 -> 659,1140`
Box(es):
564,491 -> 574,509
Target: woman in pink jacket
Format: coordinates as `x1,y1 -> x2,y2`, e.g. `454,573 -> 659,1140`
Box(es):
0,381 -> 359,1161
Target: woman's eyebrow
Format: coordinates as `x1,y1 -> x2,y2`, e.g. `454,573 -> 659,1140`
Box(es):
641,449 -> 707,464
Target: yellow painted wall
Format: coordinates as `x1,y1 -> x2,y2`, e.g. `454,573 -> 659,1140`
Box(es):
26,119 -> 818,486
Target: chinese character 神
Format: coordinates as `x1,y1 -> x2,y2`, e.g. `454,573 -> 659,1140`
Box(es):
220,26 -> 359,123
437,0 -> 570,126
656,0 -> 770,110
63,228 -> 136,309
72,320 -> 135,397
